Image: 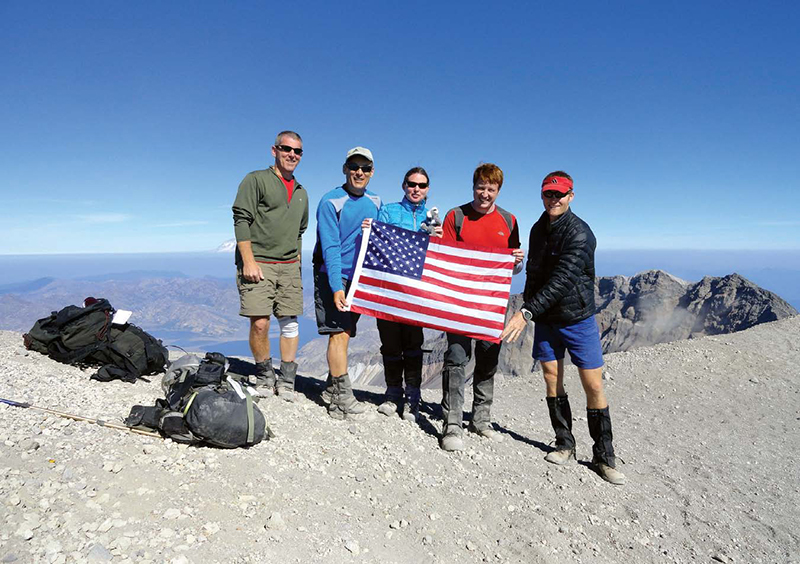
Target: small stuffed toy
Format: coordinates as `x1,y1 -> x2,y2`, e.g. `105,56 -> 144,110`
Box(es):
421,207 -> 441,235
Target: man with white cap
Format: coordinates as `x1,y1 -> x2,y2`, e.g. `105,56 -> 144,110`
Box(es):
313,147 -> 382,419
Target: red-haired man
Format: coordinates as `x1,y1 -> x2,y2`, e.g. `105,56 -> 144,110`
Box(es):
439,163 -> 524,451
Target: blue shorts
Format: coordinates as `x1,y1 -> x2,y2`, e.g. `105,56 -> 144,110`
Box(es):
533,316 -> 604,369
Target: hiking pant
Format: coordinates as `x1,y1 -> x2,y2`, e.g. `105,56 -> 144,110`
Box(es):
377,319 -> 424,394
441,333 -> 500,431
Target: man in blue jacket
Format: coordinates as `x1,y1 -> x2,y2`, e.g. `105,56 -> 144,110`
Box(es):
313,147 -> 382,419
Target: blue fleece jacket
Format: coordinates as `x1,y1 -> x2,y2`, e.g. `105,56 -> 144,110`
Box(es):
377,197 -> 430,232
313,185 -> 381,293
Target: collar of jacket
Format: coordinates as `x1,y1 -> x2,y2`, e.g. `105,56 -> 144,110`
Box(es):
341,183 -> 366,198
546,207 -> 574,231
269,166 -> 302,189
400,196 -> 425,212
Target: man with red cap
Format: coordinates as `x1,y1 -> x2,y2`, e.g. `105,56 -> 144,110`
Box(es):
501,171 -> 625,485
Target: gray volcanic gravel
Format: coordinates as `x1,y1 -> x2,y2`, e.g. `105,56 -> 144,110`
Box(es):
1,316 -> 799,563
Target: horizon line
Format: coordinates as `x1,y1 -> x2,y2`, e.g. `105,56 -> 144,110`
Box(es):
2,248 -> 800,257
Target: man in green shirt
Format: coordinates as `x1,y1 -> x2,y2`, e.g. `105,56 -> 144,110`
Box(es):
232,130 -> 309,401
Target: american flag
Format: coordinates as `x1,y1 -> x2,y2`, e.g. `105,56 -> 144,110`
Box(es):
345,221 -> 515,343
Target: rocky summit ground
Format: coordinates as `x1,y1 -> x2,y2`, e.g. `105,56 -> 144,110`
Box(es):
1,317 -> 799,564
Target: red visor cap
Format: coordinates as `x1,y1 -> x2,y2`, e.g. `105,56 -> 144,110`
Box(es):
541,176 -> 573,193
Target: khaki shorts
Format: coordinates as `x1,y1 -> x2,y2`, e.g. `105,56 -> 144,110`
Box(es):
237,261 -> 303,317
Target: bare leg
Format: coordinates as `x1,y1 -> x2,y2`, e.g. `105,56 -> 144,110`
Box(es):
249,316 -> 270,363
327,331 -> 351,377
541,359 -> 566,397
578,367 -> 607,409
279,335 -> 299,363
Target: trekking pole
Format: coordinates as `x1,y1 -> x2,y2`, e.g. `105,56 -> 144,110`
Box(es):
0,397 -> 162,439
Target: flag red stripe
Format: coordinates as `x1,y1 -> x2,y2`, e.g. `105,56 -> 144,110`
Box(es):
426,249 -> 514,270
429,237 -> 515,257
357,275 -> 507,315
352,290 -> 504,331
349,304 -> 501,343
418,273 -> 511,298
423,262 -> 512,285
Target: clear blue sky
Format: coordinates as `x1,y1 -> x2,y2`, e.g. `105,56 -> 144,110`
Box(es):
1,1 -> 798,254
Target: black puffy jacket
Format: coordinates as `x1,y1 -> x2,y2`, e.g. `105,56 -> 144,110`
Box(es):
522,208 -> 597,324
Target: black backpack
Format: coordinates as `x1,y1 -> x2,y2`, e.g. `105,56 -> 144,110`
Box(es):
23,298 -> 168,383
126,352 -> 271,448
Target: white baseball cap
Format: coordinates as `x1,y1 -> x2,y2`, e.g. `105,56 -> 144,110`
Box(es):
345,146 -> 374,163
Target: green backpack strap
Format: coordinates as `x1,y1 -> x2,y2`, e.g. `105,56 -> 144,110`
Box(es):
182,392 -> 199,415
245,391 -> 255,445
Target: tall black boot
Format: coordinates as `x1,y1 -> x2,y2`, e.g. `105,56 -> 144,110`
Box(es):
544,395 -> 576,464
402,350 -> 423,422
587,407 -> 625,485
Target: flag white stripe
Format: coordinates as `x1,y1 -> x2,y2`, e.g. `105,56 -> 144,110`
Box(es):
427,241 -> 514,263
420,267 -> 512,293
426,256 -> 514,277
354,283 -> 506,324
360,267 -> 509,306
350,299 -> 502,338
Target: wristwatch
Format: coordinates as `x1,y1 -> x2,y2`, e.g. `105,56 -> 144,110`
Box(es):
521,308 -> 533,322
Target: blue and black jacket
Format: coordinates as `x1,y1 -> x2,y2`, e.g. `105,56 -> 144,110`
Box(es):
313,185 -> 381,293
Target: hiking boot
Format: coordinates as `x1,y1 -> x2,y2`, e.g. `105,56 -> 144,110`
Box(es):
377,386 -> 403,417
276,360 -> 298,403
596,462 -> 626,485
544,447 -> 576,465
377,399 -> 400,417
320,373 -> 334,405
441,425 -> 464,452
328,374 -> 367,420
254,359 -> 276,397
467,422 -> 504,442
402,387 -> 421,423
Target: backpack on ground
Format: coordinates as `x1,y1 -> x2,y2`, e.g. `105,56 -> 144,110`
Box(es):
125,352 -> 271,448
23,297 -> 168,383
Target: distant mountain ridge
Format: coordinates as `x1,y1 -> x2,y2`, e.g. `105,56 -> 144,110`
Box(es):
0,277 -> 55,295
319,270 -> 797,387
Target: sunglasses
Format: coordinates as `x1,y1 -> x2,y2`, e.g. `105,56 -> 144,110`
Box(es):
346,162 -> 373,173
405,181 -> 429,188
275,144 -> 304,156
543,190 -> 571,199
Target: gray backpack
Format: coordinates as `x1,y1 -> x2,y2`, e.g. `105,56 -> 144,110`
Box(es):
126,353 -> 271,448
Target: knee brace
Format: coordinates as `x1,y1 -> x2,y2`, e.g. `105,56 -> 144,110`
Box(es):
277,316 -> 299,338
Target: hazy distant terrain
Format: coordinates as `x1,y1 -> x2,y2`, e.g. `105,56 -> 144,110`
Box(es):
0,250 -> 797,363
1,250 -> 798,308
